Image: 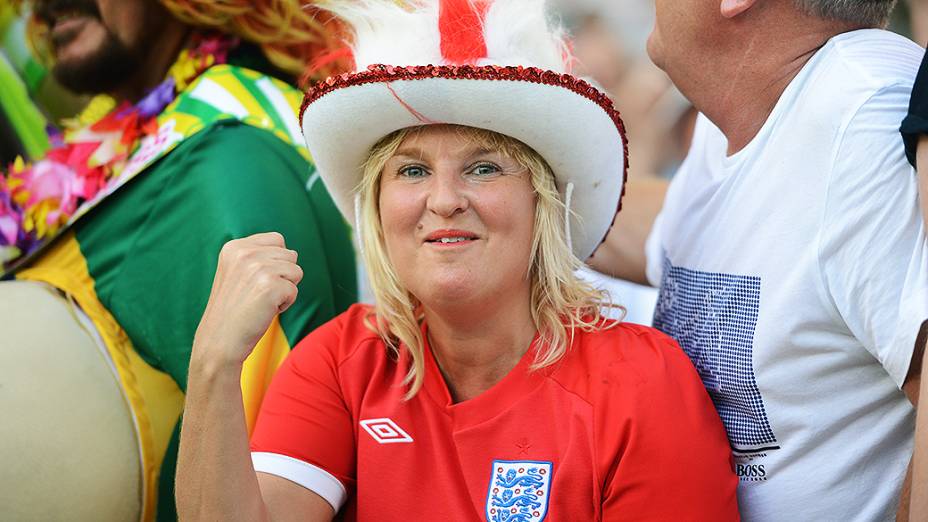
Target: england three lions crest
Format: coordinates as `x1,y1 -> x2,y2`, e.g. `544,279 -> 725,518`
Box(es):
485,460 -> 553,522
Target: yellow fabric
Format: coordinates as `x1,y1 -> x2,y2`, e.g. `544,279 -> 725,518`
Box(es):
242,317 -> 293,434
16,234 -> 183,522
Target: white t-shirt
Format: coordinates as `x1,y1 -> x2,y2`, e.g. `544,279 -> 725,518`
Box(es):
646,29 -> 928,521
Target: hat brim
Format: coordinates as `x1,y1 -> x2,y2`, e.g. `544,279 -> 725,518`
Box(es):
300,65 -> 628,261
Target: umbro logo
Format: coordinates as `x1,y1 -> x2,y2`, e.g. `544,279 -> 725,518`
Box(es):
359,418 -> 414,444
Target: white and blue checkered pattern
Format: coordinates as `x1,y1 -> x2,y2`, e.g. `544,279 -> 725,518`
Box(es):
653,258 -> 777,449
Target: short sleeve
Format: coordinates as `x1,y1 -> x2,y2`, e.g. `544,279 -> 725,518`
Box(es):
601,334 -> 740,520
822,83 -> 928,387
250,316 -> 357,513
901,47 -> 928,167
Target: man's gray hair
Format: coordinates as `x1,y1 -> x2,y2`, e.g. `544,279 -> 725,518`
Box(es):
794,0 -> 897,28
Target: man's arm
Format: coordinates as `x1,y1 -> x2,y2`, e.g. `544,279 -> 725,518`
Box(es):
820,81 -> 928,521
905,321 -> 928,520
916,135 -> 928,228
895,131 -> 927,519
587,177 -> 668,286
905,131 -> 928,522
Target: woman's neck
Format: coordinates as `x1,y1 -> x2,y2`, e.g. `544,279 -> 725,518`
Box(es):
423,291 -> 536,403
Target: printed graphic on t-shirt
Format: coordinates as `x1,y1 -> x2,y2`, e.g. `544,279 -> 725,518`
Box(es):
485,460 -> 552,522
359,418 -> 414,444
653,258 -> 780,457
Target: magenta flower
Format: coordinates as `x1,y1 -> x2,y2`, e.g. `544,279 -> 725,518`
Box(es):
0,187 -> 21,246
24,160 -> 80,216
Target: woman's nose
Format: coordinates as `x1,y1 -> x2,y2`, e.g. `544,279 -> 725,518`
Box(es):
426,171 -> 469,217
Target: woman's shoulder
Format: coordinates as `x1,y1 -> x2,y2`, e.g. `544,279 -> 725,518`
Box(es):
573,321 -> 686,365
289,303 -> 385,366
554,321 -> 699,396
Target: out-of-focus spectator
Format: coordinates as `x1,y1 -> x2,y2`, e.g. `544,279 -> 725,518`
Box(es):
555,0 -> 694,180
0,1 -> 357,520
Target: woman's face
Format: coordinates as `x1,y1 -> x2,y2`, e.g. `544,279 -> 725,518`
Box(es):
379,125 -> 537,309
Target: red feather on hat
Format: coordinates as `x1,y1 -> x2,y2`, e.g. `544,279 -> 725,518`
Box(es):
439,0 -> 491,64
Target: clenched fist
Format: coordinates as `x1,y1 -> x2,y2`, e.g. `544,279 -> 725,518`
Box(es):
192,232 -> 304,367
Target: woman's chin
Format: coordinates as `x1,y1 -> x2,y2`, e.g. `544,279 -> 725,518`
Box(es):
413,276 -> 486,310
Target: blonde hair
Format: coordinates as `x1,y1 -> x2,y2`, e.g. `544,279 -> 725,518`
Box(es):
358,125 -> 620,399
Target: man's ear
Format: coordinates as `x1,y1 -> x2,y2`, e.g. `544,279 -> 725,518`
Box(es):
720,0 -> 758,18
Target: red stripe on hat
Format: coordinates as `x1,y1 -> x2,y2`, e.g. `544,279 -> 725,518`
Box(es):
439,0 -> 490,64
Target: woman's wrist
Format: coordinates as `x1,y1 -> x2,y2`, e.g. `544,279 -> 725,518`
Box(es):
189,344 -> 245,383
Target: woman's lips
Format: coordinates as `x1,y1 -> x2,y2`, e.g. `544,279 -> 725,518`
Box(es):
424,229 -> 480,247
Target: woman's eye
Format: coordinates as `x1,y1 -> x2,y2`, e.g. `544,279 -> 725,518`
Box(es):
469,163 -> 501,177
399,165 -> 427,178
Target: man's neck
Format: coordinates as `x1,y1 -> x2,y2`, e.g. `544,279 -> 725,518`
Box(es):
694,17 -> 860,155
111,24 -> 192,104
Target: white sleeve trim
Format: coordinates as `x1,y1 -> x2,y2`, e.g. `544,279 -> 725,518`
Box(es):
252,452 -> 348,512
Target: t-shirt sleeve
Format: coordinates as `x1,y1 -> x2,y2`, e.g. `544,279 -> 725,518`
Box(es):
822,83 -> 928,388
250,314 -> 357,513
601,331 -> 740,520
901,47 -> 928,167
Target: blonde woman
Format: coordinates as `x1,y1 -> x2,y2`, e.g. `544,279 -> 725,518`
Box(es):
176,1 -> 738,520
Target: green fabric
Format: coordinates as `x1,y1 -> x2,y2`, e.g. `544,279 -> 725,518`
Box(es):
74,120 -> 356,387
156,424 -> 181,522
73,121 -> 356,520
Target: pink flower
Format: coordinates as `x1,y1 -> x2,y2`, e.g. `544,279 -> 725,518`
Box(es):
0,212 -> 20,247
24,160 -> 80,216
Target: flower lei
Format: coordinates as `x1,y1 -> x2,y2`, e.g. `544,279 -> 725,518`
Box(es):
0,34 -> 237,270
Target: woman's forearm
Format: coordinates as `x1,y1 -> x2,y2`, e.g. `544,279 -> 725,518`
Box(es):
176,233 -> 305,520
175,353 -> 270,521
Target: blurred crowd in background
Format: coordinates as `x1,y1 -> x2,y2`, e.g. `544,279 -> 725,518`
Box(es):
0,0 -> 923,324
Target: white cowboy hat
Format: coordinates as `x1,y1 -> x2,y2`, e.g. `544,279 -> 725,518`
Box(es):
300,0 -> 628,261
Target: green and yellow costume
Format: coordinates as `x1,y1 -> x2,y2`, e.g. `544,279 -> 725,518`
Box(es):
3,48 -> 356,521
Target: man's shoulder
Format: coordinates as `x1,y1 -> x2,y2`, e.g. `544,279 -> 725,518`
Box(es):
165,63 -> 306,157
764,29 -> 919,159
185,63 -> 302,101
145,121 -> 308,198
819,29 -> 921,92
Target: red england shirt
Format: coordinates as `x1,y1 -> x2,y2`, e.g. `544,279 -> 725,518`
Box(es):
250,304 -> 739,521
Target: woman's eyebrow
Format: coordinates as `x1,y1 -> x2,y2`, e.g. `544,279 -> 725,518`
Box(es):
389,146 -> 499,162
463,147 -> 499,161
392,148 -> 427,160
